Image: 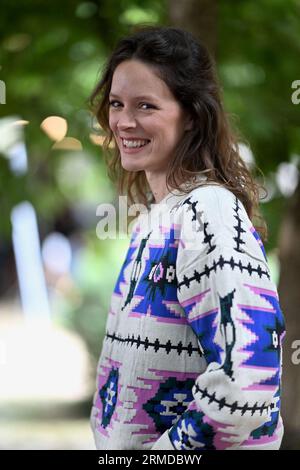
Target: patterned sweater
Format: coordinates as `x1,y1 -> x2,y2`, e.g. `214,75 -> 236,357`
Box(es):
90,181 -> 286,450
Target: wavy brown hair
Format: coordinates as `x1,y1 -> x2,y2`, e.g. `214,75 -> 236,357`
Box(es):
89,24 -> 267,242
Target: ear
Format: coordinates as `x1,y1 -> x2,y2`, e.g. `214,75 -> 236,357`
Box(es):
184,117 -> 193,131
183,111 -> 193,131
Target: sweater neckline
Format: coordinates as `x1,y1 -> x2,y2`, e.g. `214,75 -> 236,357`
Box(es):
150,174 -> 208,211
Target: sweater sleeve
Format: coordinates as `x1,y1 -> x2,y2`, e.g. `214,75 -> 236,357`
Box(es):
151,192 -> 285,450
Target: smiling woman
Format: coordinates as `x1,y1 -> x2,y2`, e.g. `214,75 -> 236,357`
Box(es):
88,25 -> 285,451
89,25 -> 265,233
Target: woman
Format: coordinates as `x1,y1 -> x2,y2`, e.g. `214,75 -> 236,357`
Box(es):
89,25 -> 285,450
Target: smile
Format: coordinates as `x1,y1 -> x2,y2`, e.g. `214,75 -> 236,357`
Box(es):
120,138 -> 151,152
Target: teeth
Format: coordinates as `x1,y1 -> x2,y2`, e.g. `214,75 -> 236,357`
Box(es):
122,139 -> 149,148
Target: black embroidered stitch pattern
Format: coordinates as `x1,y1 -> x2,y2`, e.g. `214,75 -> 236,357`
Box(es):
184,197 -> 216,253
171,196 -> 216,254
104,330 -> 203,357
177,253 -> 270,292
193,383 -> 270,416
203,221 -> 216,254
233,197 -> 246,253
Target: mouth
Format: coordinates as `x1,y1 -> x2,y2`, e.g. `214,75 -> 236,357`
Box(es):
120,137 -> 151,152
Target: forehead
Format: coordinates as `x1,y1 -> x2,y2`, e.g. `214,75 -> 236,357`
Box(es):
110,59 -> 172,101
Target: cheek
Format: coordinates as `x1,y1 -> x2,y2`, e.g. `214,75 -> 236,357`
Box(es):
108,114 -> 115,130
108,111 -> 120,131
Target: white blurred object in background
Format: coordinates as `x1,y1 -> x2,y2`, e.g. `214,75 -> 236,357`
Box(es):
0,117 -> 91,411
276,158 -> 299,197
0,116 -> 51,325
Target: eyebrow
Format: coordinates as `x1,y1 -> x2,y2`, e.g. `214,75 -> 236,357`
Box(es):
109,93 -> 158,101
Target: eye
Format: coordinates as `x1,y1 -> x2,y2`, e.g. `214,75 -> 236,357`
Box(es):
109,100 -> 120,108
140,103 -> 154,110
108,100 -> 155,110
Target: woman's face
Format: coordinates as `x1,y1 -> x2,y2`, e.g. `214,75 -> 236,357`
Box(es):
109,59 -> 192,175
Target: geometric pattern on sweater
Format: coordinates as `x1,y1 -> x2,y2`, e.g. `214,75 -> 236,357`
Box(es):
184,304 -> 222,365
128,232 -> 178,316
218,289 -> 236,381
143,377 -> 196,432
131,369 -> 203,441
177,253 -> 271,293
120,228 -> 182,319
93,362 -> 205,446
169,409 -> 216,450
220,289 -> 236,380
172,233 -> 285,450
104,329 -> 203,357
99,367 -> 119,428
174,249 -> 285,448
192,382 -> 271,416
250,225 -> 268,261
90,182 -> 286,450
121,232 -> 152,311
249,388 -> 281,443
167,383 -> 281,450
237,284 -> 286,389
233,196 -> 247,253
171,196 -> 216,255
113,232 -> 141,298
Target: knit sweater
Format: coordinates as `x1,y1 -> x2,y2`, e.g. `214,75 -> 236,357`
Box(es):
90,181 -> 286,450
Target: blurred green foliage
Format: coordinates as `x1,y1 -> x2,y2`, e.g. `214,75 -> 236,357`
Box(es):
52,233 -> 132,375
0,0 -> 299,364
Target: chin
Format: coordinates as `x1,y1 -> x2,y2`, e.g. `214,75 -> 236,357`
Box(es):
120,159 -> 144,172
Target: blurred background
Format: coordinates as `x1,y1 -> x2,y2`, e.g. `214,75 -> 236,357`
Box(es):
0,0 -> 300,450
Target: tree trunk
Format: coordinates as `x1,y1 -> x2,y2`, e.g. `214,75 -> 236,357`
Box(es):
168,0 -> 299,450
167,0 -> 217,58
278,181 -> 300,449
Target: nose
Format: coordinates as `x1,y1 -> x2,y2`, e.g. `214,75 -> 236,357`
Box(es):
116,108 -> 137,130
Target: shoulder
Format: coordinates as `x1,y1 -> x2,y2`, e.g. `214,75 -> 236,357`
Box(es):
178,183 -> 250,230
177,183 -> 267,263
187,183 -> 241,213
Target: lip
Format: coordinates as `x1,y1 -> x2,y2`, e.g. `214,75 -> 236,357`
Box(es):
120,136 -> 150,141
119,137 -> 151,154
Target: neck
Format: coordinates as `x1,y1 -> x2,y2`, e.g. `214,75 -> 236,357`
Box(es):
145,172 -> 169,204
